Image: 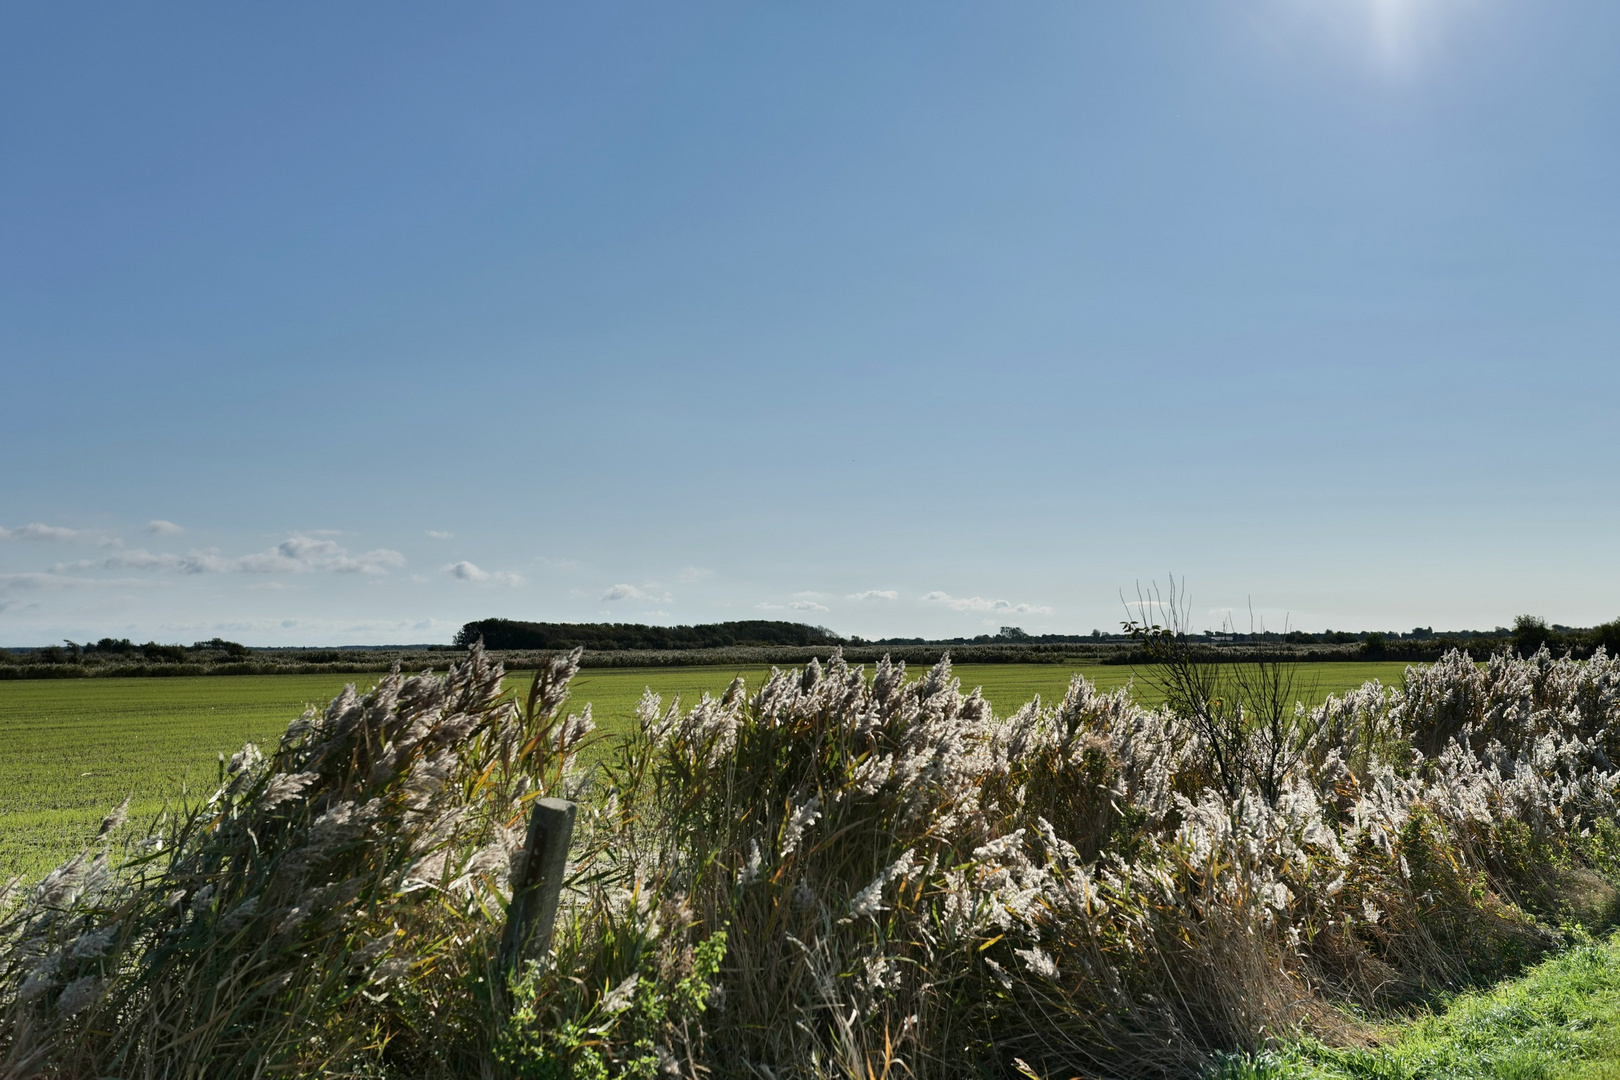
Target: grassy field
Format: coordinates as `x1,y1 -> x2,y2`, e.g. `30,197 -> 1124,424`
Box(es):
0,659 -> 1414,881
1219,932 -> 1620,1080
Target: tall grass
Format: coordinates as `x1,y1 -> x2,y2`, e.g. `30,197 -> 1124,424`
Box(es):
3,645 -> 1619,1078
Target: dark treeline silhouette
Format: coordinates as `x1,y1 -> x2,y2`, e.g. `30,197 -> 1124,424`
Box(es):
453,618 -> 844,652
6,615 -> 1620,681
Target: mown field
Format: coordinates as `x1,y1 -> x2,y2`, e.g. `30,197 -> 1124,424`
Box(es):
0,660 -> 1413,881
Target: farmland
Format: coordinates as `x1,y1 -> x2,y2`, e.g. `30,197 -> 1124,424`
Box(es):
0,659 -> 1413,881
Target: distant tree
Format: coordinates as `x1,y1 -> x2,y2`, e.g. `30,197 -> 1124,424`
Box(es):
996,626 -> 1030,641
1361,632 -> 1387,657
1511,615 -> 1553,657
193,637 -> 250,658
1591,619 -> 1620,657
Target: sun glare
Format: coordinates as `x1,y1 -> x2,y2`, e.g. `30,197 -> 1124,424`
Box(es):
1370,0 -> 1423,68
1268,0 -> 1476,78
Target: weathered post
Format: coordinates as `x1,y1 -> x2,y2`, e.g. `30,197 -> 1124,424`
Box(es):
498,797 -> 576,988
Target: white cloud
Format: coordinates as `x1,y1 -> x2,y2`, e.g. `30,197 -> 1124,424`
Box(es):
425,530 -> 454,540
921,590 -> 1052,615
602,583 -> 671,603
0,572 -> 164,590
755,598 -> 829,613
677,566 -> 714,583
147,520 -> 185,535
0,522 -> 118,546
37,536 -> 406,577
228,536 -> 406,575
445,561 -> 526,587
849,589 -> 899,601
643,609 -> 671,619
52,549 -> 184,573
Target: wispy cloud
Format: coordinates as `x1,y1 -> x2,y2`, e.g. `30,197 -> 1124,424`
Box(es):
445,561 -> 525,587
0,572 -> 165,590
226,537 -> 406,575
0,522 -> 119,546
677,566 -> 714,583
755,598 -> 830,614
849,589 -> 898,601
52,549 -> 186,573
147,520 -> 185,536
921,590 -> 1051,614
601,583 -> 671,603
425,530 -> 454,540
48,537 -> 408,576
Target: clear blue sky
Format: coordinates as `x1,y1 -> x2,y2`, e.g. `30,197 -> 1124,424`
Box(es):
3,2 -> 1618,646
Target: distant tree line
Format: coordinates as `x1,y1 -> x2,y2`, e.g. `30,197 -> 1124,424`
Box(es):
453,619 -> 845,651
5,615 -> 1619,681
11,637 -> 254,665
0,643 -> 458,681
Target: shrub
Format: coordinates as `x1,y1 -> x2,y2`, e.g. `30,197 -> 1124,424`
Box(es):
1512,615 -> 1554,657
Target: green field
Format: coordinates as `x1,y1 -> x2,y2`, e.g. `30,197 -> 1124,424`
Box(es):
1230,932 -> 1620,1080
0,660 -> 1414,881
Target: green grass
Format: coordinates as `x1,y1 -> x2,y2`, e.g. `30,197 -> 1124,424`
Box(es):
537,659 -> 1413,740
0,660 -> 1413,882
0,674 -> 370,880
1212,933 -> 1620,1080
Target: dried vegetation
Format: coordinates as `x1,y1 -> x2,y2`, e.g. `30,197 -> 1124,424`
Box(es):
3,641 -> 1619,1079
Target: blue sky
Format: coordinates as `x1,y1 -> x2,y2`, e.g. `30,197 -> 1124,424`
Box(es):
3,2 -> 1618,646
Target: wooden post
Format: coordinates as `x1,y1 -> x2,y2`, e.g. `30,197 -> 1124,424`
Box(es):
499,797 -> 576,984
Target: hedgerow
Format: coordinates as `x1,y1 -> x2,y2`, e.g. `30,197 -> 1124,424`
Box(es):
3,644 -> 1618,1078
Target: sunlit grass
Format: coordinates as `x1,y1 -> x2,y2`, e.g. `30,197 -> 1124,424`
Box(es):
1212,933 -> 1620,1080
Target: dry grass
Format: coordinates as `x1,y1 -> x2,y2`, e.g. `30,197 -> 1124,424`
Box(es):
3,645 -> 1619,1079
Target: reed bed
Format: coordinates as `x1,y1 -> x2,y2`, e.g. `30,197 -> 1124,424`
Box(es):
2,644 -> 1618,1078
